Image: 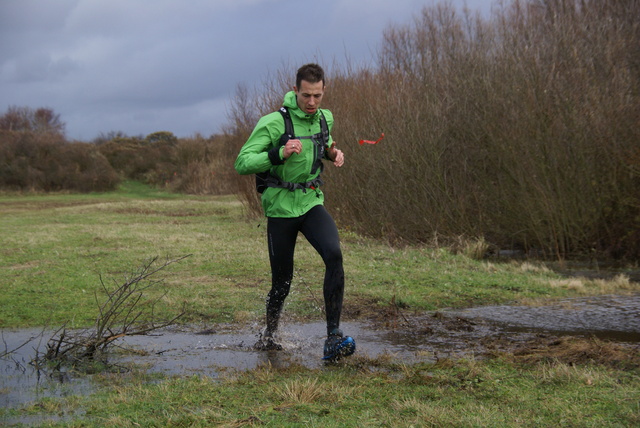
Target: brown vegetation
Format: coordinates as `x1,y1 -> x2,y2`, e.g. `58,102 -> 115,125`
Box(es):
227,0 -> 640,261
0,130 -> 119,192
0,106 -> 65,137
507,336 -> 640,370
0,125 -> 238,195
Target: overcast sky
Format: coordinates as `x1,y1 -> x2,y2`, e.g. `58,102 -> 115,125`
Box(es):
0,0 -> 491,141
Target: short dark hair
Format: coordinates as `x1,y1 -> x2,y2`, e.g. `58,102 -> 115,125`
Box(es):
296,63 -> 325,88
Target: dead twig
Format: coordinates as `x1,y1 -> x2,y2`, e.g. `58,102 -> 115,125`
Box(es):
0,328 -> 47,359
40,255 -> 190,367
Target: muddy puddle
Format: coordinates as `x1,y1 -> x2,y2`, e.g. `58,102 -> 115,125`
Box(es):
2,293 -> 639,417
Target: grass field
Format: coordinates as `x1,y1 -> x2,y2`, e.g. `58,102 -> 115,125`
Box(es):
1,183 -> 639,426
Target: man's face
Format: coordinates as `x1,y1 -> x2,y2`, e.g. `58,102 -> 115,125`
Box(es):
294,80 -> 324,115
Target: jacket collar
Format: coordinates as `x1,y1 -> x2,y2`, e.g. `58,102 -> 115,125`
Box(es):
283,91 -> 320,122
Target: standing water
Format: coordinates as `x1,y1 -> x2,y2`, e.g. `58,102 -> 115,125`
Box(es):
2,293 -> 639,421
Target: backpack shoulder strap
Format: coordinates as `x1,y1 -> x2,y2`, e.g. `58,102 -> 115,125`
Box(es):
256,107 -> 296,194
278,107 -> 295,143
319,110 -> 329,146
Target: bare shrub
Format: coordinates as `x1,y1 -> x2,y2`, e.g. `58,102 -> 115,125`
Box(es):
39,256 -> 188,367
98,135 -> 176,184
0,105 -> 65,137
223,0 -> 640,260
328,0 -> 639,259
170,134 -> 238,195
96,132 -> 239,195
0,130 -> 119,192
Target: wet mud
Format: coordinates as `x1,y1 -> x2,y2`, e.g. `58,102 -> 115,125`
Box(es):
446,293 -> 640,342
2,293 -> 639,417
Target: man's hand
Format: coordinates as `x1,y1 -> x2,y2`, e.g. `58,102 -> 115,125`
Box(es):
327,142 -> 344,167
283,139 -> 302,159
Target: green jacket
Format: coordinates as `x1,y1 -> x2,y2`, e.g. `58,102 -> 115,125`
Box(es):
234,91 -> 334,218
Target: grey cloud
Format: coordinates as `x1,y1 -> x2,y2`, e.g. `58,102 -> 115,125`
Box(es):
0,0 -> 486,140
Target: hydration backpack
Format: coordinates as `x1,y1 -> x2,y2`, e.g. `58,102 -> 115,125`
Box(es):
255,107 -> 329,193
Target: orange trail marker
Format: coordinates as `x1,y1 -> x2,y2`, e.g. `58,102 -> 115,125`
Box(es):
359,133 -> 385,145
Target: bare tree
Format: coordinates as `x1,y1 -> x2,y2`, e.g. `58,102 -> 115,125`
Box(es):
0,105 -> 65,137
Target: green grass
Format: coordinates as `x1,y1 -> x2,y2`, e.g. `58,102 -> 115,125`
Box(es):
0,182 -> 269,327
1,182 -> 638,328
8,356 -> 639,427
1,183 -> 639,427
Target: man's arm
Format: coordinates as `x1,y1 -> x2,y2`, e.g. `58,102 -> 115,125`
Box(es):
234,114 -> 282,175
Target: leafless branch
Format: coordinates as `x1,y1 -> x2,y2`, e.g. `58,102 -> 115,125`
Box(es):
40,255 -> 191,367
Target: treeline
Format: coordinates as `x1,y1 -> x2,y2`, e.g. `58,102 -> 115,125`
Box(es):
226,0 -> 640,260
0,118 -> 237,195
0,130 -> 118,192
96,131 -> 237,195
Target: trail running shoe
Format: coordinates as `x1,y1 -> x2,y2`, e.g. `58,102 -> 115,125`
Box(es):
322,329 -> 356,361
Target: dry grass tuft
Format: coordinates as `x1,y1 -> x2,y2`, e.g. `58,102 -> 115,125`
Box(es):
548,274 -> 636,295
549,278 -> 587,292
274,377 -> 324,404
518,262 -> 551,274
511,336 -> 640,369
592,274 -> 633,293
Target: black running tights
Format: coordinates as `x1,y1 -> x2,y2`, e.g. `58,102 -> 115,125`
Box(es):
266,205 -> 344,336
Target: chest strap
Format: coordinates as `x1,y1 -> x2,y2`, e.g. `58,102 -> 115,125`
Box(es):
264,173 -> 324,193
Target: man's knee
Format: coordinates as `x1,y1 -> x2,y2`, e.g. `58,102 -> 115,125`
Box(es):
323,246 -> 343,268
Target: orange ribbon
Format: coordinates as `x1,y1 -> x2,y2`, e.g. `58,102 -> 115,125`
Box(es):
359,133 -> 385,145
